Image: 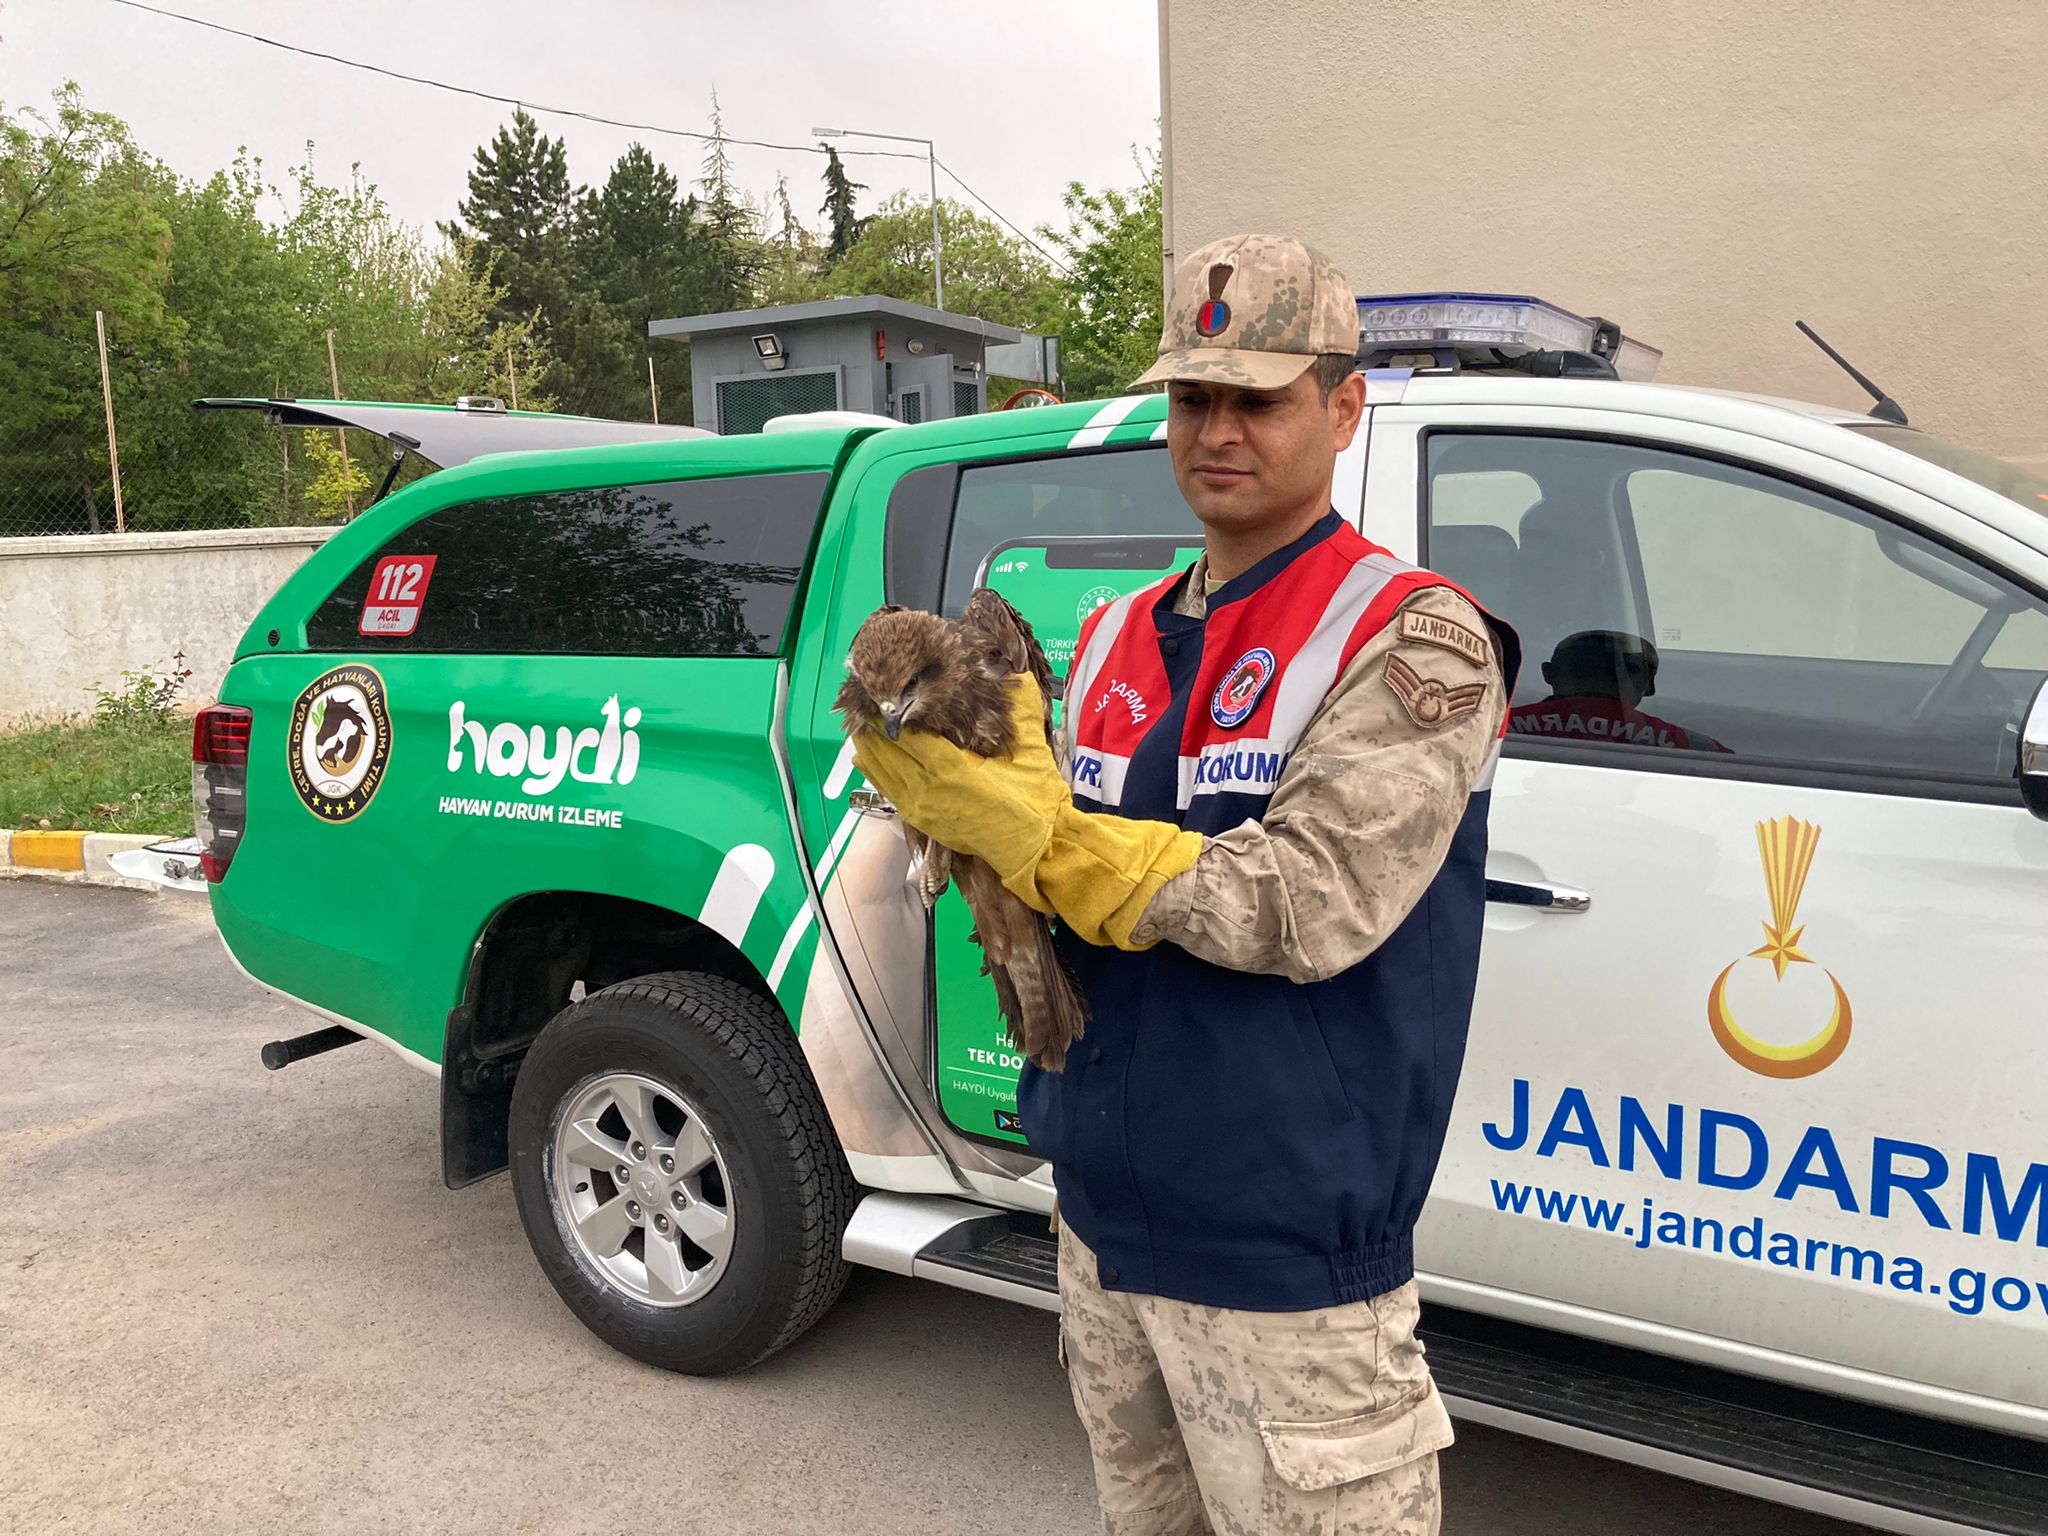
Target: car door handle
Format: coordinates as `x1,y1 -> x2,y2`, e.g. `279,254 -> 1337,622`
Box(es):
849,787 -> 896,818
1486,878 -> 1591,913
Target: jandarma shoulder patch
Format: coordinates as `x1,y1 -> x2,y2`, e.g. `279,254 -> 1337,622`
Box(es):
1398,608 -> 1490,667
1384,654 -> 1487,728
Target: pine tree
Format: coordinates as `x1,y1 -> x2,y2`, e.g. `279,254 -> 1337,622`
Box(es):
694,92 -> 760,309
774,173 -> 803,249
446,109 -> 574,337
819,144 -> 867,267
582,144 -> 694,312
578,143 -> 706,418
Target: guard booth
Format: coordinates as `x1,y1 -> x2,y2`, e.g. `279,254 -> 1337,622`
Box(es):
649,296 -> 1025,434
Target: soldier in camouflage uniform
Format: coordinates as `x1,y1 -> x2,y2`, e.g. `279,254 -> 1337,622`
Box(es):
857,233 -> 1516,1534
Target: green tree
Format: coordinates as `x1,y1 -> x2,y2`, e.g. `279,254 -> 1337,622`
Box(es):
298,426 -> 370,518
115,151 -> 305,529
0,85 -> 173,530
818,144 -> 867,266
0,88 -> 566,533
756,172 -> 822,308
1043,148 -> 1163,401
447,108 -> 575,337
820,192 -> 1059,333
694,93 -> 761,310
572,143 -> 706,418
376,233 -> 552,410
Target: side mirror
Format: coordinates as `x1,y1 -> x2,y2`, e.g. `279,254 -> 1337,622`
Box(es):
2022,678 -> 2048,820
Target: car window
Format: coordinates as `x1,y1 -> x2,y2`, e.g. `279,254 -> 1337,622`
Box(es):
307,472 -> 828,656
1424,432 -> 2048,782
939,447 -> 1195,615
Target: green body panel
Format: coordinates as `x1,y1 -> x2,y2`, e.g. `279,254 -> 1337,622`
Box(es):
783,395 -> 1174,1146
214,654 -> 802,1064
214,425 -> 876,1067
931,537 -> 1200,1142
213,390 -> 1175,1107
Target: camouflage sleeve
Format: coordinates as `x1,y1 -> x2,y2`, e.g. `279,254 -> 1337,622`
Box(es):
1131,586 -> 1507,985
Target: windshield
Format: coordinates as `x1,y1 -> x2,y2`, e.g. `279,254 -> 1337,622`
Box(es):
1850,424 -> 2048,513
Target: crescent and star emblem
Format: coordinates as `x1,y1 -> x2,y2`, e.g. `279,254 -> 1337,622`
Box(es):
1707,816 -> 1853,1079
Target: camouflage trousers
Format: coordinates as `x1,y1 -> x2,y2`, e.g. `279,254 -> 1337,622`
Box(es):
1057,1223 -> 1453,1536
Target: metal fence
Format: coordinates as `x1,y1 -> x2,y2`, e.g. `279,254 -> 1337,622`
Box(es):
1,319 -> 681,540
0,410 -> 349,538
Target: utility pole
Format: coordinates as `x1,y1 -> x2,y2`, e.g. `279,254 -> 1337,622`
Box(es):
813,126 -> 944,310
94,310 -> 125,532
647,356 -> 660,424
507,343 -> 520,411
325,329 -> 355,519
277,375 -> 290,518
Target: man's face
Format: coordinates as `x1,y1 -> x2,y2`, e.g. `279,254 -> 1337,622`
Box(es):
1164,370 -> 1367,538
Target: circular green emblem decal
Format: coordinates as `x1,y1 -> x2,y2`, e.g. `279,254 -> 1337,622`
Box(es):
1077,584 -> 1122,626
287,664 -> 391,822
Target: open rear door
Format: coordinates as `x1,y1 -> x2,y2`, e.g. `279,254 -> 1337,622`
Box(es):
193,397 -> 709,471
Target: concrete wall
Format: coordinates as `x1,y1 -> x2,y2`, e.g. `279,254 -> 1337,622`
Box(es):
0,527 -> 335,722
1158,0 -> 2048,466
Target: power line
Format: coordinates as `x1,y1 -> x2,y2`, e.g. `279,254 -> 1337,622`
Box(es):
102,0 -> 928,165
937,158 -> 1071,274
101,0 -> 1079,276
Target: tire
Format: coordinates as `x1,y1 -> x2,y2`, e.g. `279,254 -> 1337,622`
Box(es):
508,970 -> 859,1375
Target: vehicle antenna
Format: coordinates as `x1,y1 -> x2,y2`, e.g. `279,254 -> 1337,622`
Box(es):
1795,320 -> 1908,426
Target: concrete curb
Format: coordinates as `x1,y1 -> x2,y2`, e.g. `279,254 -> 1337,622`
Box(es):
0,829 -> 169,891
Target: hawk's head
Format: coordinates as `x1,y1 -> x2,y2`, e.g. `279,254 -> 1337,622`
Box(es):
837,606 -> 968,742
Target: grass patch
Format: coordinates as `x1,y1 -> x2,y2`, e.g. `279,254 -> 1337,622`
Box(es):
0,713 -> 193,835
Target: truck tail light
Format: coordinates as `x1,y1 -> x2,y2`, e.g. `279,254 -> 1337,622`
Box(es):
192,705 -> 252,883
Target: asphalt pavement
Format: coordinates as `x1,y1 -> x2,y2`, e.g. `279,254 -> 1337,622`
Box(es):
0,879 -> 1868,1534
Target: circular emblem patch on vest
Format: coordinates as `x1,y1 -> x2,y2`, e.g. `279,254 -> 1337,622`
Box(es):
1212,647 -> 1275,729
1195,298 -> 1231,338
287,664 -> 392,822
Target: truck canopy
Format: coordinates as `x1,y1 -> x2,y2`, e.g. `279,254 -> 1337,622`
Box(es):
193,397 -> 711,468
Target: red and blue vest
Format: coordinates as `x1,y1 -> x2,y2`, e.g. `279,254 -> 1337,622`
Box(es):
1019,509 -> 1517,1311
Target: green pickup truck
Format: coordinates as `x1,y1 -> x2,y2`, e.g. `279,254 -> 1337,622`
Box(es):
194,394 -> 1199,1369
194,377 -> 2048,1535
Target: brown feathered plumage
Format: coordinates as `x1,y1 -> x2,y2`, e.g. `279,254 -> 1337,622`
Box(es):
835,590 -> 1089,1072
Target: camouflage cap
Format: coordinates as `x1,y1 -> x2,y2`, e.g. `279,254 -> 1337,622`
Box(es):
1134,233 -> 1360,390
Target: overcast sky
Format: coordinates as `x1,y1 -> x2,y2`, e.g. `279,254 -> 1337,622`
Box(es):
0,0 -> 1161,253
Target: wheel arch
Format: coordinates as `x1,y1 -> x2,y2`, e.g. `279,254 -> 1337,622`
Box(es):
440,888 -> 787,1188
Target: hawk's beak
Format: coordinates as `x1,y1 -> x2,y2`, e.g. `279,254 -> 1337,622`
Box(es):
883,714 -> 903,742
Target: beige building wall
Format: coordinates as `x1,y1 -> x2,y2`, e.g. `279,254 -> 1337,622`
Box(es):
1158,0 -> 2048,465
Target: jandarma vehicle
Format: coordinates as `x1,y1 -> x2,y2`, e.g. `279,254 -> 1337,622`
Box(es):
194,299 -> 2048,1533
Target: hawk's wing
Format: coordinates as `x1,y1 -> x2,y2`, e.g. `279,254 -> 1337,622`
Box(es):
953,855 -> 1088,1072
959,587 -> 1057,744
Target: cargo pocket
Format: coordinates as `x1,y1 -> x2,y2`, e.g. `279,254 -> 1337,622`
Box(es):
1257,1379 -> 1454,1492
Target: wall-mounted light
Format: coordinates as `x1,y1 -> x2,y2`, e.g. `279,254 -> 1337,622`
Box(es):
753,333 -> 787,371
906,337 -> 926,356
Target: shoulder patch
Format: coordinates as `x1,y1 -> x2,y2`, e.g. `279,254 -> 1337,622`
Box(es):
1398,608 -> 1490,667
1384,654 -> 1487,729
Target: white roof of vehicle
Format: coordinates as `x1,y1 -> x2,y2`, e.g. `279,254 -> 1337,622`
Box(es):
1379,374 -> 2048,554
1387,372 -> 1868,427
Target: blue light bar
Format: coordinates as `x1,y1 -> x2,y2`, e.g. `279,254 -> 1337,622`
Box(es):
1356,292 -> 1597,354
1354,292 -> 1662,380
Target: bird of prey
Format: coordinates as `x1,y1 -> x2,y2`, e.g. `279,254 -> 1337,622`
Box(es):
835,588 -> 1088,1072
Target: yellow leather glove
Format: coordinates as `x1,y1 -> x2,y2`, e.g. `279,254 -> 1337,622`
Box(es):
851,675 -> 1203,950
